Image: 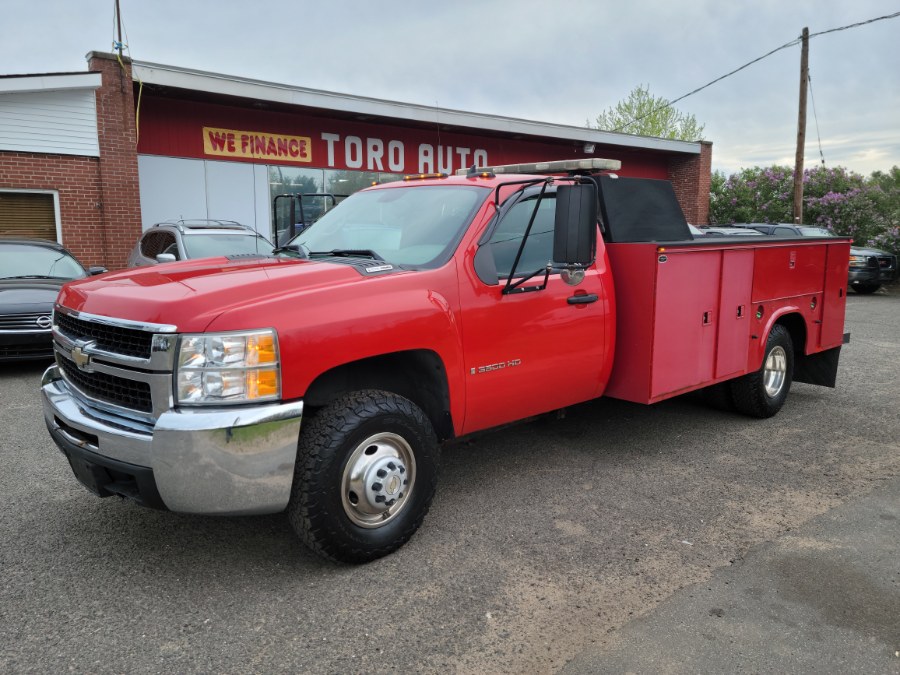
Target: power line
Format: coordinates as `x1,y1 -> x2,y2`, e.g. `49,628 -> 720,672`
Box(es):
609,10 -> 900,134
809,10 -> 900,38
808,73 -> 826,166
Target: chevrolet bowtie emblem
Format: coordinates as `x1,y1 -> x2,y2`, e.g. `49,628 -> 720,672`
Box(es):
71,343 -> 94,371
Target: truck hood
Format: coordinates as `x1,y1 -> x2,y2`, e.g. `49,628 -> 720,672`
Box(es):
850,245 -> 891,257
57,256 -> 377,332
0,279 -> 65,311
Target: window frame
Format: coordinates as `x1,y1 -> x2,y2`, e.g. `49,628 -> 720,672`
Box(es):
475,182 -> 562,288
0,188 -> 62,242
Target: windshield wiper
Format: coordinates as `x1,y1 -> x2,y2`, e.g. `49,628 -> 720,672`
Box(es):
2,275 -> 62,280
308,249 -> 385,261
272,243 -> 309,258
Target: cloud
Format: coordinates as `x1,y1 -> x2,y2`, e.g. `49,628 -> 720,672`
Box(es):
2,0 -> 899,175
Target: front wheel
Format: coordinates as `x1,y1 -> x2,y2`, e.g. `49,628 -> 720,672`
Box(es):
730,324 -> 794,418
853,282 -> 880,294
288,390 -> 439,563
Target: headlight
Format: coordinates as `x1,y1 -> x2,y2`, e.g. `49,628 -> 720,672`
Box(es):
849,254 -> 868,267
176,329 -> 280,405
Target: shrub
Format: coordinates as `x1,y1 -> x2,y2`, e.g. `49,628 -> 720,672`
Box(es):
710,164 -> 900,252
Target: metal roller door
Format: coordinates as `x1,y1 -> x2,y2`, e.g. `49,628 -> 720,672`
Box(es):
0,192 -> 56,240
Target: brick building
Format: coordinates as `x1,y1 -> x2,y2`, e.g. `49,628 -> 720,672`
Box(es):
0,51 -> 712,270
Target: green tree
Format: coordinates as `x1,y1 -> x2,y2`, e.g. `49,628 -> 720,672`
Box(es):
593,84 -> 705,141
868,166 -> 900,229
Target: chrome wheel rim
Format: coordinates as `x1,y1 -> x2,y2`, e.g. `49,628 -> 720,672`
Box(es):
341,432 -> 415,529
763,345 -> 787,397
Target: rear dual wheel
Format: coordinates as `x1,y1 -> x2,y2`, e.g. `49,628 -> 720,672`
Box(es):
288,390 -> 439,564
729,324 -> 794,418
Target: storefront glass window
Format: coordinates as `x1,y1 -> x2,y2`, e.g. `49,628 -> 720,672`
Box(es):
323,170 -> 404,196
269,167 -> 407,244
269,166 -> 325,244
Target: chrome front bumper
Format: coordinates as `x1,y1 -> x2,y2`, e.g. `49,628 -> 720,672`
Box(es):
42,364 -> 304,515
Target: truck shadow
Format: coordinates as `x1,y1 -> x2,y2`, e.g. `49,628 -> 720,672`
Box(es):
39,385 -> 832,575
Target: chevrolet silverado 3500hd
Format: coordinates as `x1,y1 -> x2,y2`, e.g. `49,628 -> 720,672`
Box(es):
42,159 -> 850,562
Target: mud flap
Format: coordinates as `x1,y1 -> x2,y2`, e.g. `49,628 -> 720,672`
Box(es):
794,345 -> 842,388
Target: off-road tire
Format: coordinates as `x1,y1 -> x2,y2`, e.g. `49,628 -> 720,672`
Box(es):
730,324 -> 794,419
288,390 -> 439,563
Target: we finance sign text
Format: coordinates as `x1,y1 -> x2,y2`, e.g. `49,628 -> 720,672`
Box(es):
202,127 -> 488,174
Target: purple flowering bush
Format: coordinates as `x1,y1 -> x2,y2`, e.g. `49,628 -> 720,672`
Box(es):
710,166 -> 793,224
710,164 -> 900,255
871,227 -> 900,254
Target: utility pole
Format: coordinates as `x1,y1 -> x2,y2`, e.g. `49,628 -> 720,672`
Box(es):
792,27 -> 809,225
113,0 -> 126,93
115,0 -> 123,53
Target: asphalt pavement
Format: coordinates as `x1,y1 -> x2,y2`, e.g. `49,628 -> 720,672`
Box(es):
563,475 -> 900,674
1,284 -> 898,673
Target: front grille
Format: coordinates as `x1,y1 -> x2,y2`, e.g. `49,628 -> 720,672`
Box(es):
0,343 -> 53,359
56,312 -> 153,359
59,357 -> 153,413
0,312 -> 51,331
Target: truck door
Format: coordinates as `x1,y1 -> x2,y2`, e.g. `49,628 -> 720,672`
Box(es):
458,190 -> 612,434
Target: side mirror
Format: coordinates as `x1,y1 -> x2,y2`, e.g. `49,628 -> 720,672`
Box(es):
87,266 -> 107,276
155,253 -> 177,264
553,183 -> 597,266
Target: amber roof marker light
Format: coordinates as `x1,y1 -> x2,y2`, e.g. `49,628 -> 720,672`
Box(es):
402,173 -> 448,181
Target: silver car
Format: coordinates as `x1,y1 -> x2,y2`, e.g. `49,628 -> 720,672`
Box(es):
127,220 -> 273,267
700,226 -> 765,237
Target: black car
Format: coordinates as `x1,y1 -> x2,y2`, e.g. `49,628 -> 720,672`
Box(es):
846,245 -> 898,294
794,226 -> 898,294
0,239 -> 105,361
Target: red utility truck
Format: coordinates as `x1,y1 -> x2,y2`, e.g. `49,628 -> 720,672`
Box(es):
42,159 -> 850,563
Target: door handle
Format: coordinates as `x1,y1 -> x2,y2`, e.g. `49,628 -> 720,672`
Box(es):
567,294 -> 599,305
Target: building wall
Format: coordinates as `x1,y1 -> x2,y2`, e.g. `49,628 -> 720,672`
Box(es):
668,141 -> 713,225
137,97 -> 675,180
137,96 -> 711,239
0,87 -> 100,157
137,155 -> 270,232
0,54 -> 144,269
0,152 -> 102,263
89,54 -> 143,268
2,54 -> 712,266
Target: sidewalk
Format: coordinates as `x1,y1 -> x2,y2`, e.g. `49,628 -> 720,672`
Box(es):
563,477 -> 900,674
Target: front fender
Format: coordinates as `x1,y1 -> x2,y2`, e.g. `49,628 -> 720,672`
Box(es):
207,263 -> 466,425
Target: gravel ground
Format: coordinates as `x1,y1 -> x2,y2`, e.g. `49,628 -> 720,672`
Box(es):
1,285 -> 897,674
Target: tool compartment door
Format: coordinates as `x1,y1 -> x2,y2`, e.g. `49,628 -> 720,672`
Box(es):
820,242 -> 850,349
715,249 -> 754,379
605,242 -> 755,404
650,250 -> 720,397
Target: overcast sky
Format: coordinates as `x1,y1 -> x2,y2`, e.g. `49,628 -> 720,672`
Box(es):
3,0 -> 898,176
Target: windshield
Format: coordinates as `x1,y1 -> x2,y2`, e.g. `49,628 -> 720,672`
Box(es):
183,233 -> 273,258
289,185 -> 489,267
0,243 -> 86,280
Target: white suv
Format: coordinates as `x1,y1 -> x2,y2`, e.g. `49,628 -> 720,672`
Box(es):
127,220 -> 273,267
